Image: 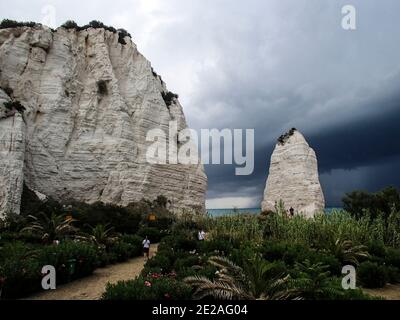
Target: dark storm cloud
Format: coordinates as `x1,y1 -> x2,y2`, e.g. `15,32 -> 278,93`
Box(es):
2,0 -> 400,208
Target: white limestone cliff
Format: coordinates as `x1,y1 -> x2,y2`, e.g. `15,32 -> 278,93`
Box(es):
0,25 -> 207,218
261,129 -> 325,217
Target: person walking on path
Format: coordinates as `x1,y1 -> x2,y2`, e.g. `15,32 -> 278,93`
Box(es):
142,236 -> 151,259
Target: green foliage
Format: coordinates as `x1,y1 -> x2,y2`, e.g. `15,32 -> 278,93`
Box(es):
117,28 -> 131,45
0,19 -> 37,29
61,20 -> 79,29
144,254 -> 173,274
20,184 -> 64,218
60,20 -> 132,45
161,91 -> 179,107
343,186 -> 400,220
40,241 -> 98,280
385,248 -> 400,269
358,261 -> 388,288
184,256 -> 296,300
290,260 -> 342,300
102,274 -> 191,300
277,128 -> 297,145
0,241 -> 97,299
329,239 -> 369,266
206,214 -> 263,245
106,241 -> 135,263
0,242 -> 41,299
21,213 -> 77,243
262,210 -> 400,248
69,201 -> 141,234
137,227 -> 162,243
161,233 -> 198,252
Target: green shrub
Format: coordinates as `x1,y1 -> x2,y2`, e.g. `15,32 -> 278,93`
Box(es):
117,28 -> 131,45
39,241 -> 98,283
61,20 -> 79,29
161,234 -> 198,252
261,240 -> 311,265
106,241 -> 133,263
0,242 -> 41,299
120,235 -> 142,255
385,248 -> 400,269
102,275 -> 191,300
198,238 -> 233,256
0,19 -> 37,29
309,252 -> 342,276
386,266 -> 400,284
343,186 -> 400,220
367,240 -> 387,258
161,91 -> 178,107
173,255 -> 201,273
69,201 -> 141,234
144,254 -> 173,274
0,231 -> 43,245
137,227 -> 162,243
320,278 -> 377,300
358,261 -> 388,288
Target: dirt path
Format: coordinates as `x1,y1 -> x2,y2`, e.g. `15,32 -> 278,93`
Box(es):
363,284 -> 400,300
25,244 -> 158,300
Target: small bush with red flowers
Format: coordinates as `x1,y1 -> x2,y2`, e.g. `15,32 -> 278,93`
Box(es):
102,273 -> 191,300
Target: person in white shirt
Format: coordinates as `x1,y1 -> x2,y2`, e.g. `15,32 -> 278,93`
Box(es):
198,229 -> 206,241
142,236 -> 151,259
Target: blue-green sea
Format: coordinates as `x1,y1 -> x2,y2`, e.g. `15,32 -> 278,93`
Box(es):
206,208 -> 342,217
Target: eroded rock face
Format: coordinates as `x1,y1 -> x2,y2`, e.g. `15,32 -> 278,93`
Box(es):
261,129 -> 325,217
0,26 -> 207,218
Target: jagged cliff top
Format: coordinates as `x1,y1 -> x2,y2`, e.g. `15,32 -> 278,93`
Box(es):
0,19 -> 132,43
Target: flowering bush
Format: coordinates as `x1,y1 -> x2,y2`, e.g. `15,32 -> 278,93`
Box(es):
102,274 -> 191,300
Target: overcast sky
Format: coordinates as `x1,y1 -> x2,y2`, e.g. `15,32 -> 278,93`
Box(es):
2,0 -> 400,208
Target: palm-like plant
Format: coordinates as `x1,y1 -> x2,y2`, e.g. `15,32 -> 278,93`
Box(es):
289,260 -> 342,300
184,256 -> 297,300
331,238 -> 369,266
85,224 -> 115,247
21,213 -> 77,243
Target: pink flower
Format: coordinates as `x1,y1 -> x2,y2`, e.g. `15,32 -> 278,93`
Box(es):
144,281 -> 152,287
169,271 -> 177,278
151,273 -> 161,279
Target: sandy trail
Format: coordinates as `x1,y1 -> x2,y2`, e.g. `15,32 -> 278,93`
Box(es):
25,244 -> 158,300
363,284 -> 400,300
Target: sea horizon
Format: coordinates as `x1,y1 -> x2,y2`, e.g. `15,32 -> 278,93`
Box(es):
206,207 -> 343,217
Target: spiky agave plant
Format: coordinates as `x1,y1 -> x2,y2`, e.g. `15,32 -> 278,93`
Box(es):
331,238 -> 369,266
184,256 -> 297,300
21,212 -> 77,243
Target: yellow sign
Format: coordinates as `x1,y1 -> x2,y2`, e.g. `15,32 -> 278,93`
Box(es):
148,214 -> 156,221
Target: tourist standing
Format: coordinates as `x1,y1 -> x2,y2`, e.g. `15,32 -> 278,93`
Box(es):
142,236 -> 151,259
289,207 -> 295,217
